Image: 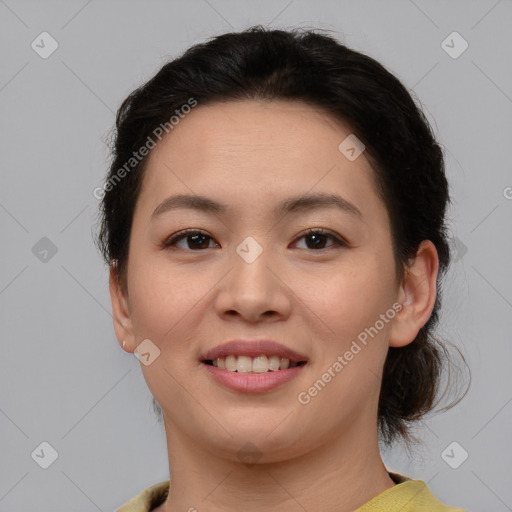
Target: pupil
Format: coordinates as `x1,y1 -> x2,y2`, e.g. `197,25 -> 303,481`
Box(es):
308,234 -> 325,249
190,234 -> 208,248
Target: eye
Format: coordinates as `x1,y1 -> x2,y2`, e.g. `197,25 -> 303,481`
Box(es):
161,229 -> 218,250
293,228 -> 346,250
161,227 -> 346,252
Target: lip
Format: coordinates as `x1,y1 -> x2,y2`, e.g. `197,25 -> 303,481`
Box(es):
202,363 -> 306,393
200,339 -> 309,393
201,339 -> 308,363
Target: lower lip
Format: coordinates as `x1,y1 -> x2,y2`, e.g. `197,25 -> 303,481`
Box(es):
201,363 -> 306,393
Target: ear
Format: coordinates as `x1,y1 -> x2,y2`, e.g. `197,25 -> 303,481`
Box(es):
109,263 -> 136,353
388,240 -> 439,348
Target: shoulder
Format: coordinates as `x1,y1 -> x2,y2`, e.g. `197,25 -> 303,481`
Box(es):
116,480 -> 170,512
117,474 -> 466,512
355,472 -> 466,512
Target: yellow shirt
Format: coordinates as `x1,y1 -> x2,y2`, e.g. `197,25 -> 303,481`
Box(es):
116,472 -> 466,511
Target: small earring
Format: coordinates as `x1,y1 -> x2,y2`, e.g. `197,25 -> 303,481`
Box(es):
122,340 -> 126,350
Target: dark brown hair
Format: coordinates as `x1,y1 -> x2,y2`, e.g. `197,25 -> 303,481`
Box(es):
96,26 -> 468,445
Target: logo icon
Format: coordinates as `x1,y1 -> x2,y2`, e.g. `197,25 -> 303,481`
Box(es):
32,237 -> 58,263
448,236 -> 468,263
236,236 -> 263,264
31,441 -> 59,469
441,32 -> 468,59
237,442 -> 263,467
338,134 -> 365,161
31,32 -> 59,59
134,339 -> 161,366
441,441 -> 469,469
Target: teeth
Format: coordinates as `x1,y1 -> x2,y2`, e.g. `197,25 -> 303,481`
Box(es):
225,355 -> 237,372
252,355 -> 269,373
208,355 -> 300,373
236,355 -> 252,373
268,355 -> 280,371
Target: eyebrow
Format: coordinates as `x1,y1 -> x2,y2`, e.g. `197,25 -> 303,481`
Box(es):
151,192 -> 363,219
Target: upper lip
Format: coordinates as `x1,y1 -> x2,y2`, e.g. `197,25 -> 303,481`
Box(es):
201,340 -> 308,363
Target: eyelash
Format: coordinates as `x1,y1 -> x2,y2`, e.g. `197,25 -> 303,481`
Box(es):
161,228 -> 347,252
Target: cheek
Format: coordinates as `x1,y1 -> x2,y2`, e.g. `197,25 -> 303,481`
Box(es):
126,260 -> 209,411
299,256 -> 396,345
295,264 -> 397,426
126,257 -> 203,342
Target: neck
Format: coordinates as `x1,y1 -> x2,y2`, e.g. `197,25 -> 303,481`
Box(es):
156,418 -> 395,512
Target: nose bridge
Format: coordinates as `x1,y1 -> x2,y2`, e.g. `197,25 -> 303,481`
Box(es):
215,235 -> 290,320
231,235 -> 274,296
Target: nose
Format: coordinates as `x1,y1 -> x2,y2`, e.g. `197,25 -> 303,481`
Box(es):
214,245 -> 292,324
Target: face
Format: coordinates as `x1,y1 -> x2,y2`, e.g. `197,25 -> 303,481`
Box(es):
112,100 -> 409,462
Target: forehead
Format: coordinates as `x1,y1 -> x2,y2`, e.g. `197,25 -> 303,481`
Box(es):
155,99 -> 352,160
137,99 -> 382,220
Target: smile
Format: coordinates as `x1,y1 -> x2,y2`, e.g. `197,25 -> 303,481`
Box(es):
204,355 -> 306,373
200,339 -> 309,392
201,357 -> 308,393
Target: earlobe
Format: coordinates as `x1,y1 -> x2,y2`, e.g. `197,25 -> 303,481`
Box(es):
109,263 -> 135,353
388,240 -> 439,348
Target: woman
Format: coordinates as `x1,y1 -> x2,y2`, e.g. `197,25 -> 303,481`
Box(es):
97,26 -> 467,511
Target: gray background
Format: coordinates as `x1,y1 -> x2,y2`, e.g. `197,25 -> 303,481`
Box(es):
1,1 -> 511,511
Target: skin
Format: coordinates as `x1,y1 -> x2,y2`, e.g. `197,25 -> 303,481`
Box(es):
110,99 -> 439,512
